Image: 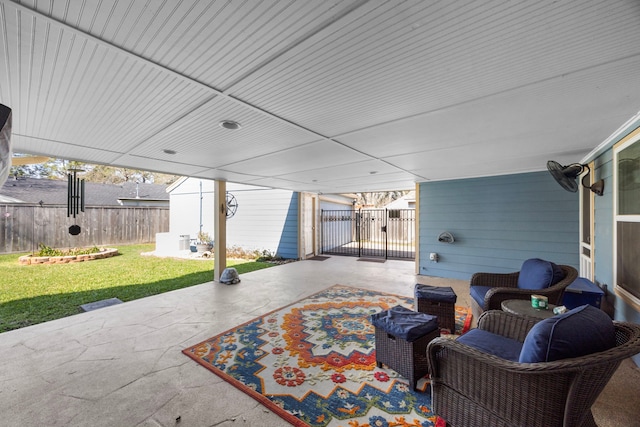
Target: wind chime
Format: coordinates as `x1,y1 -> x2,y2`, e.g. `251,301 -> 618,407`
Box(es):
67,168 -> 85,235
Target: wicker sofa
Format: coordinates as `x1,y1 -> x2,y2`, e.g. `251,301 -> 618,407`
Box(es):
469,258 -> 578,320
427,309 -> 640,427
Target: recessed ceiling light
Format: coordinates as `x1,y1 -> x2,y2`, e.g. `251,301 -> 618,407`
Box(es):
163,149 -> 177,155
220,120 -> 242,130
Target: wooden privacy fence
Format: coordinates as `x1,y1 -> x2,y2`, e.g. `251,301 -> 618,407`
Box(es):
0,204 -> 169,254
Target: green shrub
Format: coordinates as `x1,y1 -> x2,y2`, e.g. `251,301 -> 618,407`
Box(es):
196,231 -> 212,243
256,249 -> 283,262
226,246 -> 287,262
36,244 -> 101,257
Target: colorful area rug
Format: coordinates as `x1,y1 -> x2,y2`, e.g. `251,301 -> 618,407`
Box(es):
182,285 -> 472,427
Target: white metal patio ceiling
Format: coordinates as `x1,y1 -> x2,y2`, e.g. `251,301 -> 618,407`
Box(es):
1,0 -> 639,193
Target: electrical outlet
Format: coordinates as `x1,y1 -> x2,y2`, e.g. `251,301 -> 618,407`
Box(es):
429,252 -> 438,262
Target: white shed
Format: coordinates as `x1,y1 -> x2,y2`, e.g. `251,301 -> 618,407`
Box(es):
160,178 -> 302,259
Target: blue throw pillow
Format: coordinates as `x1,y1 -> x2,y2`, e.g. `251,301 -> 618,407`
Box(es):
519,305 -> 616,363
517,258 -> 564,290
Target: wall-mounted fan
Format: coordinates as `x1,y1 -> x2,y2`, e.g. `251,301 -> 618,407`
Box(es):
225,192 -> 238,218
547,160 -> 604,196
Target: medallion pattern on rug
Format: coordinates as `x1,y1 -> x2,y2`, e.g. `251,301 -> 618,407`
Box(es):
183,285 -> 471,427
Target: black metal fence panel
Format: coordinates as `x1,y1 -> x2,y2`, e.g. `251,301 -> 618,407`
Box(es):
320,209 -> 415,259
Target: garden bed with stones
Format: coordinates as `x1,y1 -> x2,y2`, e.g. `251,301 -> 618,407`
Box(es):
19,248 -> 119,265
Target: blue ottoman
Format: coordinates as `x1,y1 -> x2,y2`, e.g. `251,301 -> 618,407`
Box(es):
371,305 -> 440,390
414,284 -> 457,333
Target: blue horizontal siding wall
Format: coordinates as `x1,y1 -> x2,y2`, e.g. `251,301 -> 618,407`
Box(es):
277,193 -> 299,259
419,171 -> 579,280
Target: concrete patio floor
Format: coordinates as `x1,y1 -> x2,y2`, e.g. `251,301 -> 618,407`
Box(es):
1,256 -> 638,426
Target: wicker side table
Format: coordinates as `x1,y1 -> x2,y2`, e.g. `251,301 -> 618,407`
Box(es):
501,299 -> 557,320
414,284 -> 457,333
371,305 -> 440,391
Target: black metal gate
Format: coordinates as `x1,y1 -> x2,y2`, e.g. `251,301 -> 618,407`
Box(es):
320,209 -> 415,259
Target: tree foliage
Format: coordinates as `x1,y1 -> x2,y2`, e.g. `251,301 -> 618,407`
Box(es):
355,191 -> 410,208
9,155 -> 179,184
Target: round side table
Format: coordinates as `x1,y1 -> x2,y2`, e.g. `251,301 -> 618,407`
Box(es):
501,299 -> 557,320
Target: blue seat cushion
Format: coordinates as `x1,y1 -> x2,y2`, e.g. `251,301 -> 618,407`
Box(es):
517,258 -> 565,290
370,305 -> 439,342
457,329 -> 523,362
414,284 -> 457,303
519,305 -> 616,363
470,286 -> 493,308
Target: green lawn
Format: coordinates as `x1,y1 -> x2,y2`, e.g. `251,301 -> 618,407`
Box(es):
0,244 -> 275,333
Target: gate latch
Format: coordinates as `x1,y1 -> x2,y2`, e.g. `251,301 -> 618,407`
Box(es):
381,226 -> 387,232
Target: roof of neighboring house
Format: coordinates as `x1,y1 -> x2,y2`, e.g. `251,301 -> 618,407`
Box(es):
0,177 -> 169,206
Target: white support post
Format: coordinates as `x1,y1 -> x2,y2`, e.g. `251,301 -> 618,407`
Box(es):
214,180 -> 227,282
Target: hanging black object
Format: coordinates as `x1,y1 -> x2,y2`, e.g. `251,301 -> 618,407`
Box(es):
547,160 -> 604,196
67,169 -> 85,235
0,104 -> 12,187
67,169 -> 85,218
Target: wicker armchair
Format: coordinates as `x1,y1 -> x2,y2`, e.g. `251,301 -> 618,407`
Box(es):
470,263 -> 578,320
427,310 -> 640,427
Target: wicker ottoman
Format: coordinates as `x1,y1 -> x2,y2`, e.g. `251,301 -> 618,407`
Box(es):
370,305 -> 440,390
414,284 -> 457,333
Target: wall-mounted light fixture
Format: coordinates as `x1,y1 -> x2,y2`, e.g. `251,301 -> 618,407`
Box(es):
438,231 -> 455,243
